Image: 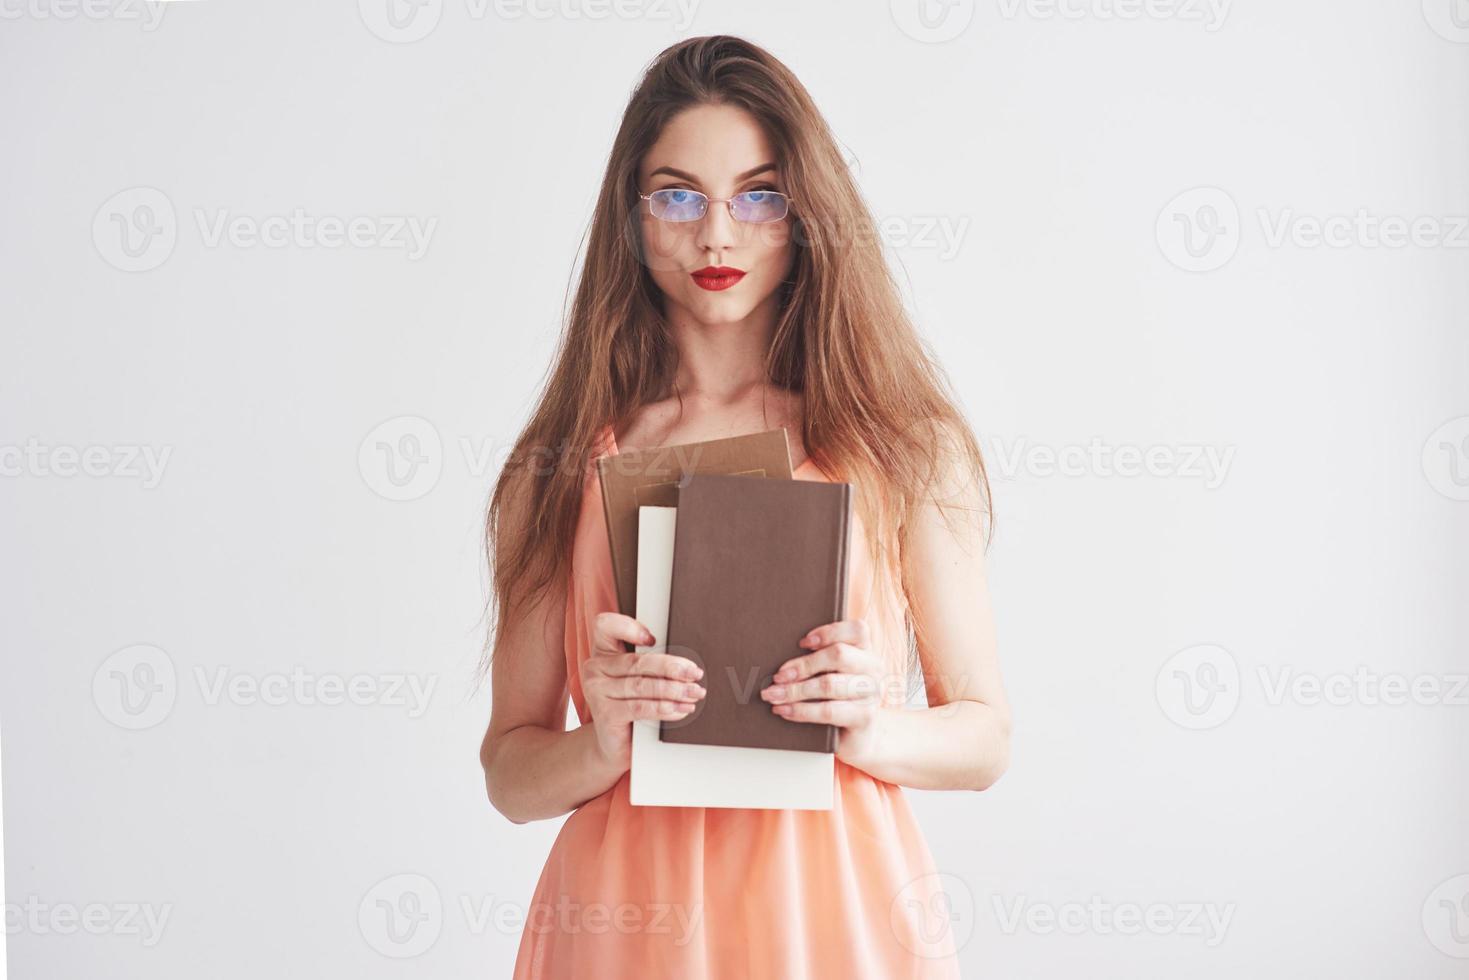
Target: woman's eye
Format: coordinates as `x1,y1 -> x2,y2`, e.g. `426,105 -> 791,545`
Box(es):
668,189 -> 694,203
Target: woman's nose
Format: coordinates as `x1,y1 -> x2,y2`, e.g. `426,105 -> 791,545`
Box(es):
694,198 -> 739,254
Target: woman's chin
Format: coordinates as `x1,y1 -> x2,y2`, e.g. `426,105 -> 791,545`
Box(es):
680,290 -> 762,326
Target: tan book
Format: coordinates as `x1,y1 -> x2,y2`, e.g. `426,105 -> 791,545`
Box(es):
596,428 -> 794,617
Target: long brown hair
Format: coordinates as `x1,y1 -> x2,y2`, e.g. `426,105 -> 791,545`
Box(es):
478,35 -> 989,687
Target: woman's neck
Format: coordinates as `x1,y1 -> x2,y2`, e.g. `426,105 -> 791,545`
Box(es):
663,294 -> 781,399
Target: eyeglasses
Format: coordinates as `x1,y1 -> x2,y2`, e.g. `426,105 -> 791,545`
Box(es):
639,188 -> 794,224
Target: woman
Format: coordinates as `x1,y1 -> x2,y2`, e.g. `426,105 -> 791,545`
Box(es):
479,35 -> 1010,979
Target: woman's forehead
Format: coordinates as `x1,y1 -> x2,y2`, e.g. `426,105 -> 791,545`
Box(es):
640,105 -> 778,181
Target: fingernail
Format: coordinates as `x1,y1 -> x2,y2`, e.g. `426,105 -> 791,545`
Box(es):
774,668 -> 794,682
773,704 -> 791,715
766,685 -> 785,700
642,631 -> 655,644
686,685 -> 705,699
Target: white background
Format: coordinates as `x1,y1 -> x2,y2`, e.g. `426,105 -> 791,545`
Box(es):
2,1 -> 1467,976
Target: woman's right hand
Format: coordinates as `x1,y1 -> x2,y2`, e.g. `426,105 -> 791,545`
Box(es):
581,611 -> 706,771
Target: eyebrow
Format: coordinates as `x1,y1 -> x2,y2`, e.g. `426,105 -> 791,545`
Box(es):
647,162 -> 778,184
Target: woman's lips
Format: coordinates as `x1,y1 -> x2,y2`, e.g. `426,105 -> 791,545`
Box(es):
690,266 -> 746,291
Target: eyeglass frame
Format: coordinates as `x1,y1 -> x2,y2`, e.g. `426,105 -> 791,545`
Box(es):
637,187 -> 797,224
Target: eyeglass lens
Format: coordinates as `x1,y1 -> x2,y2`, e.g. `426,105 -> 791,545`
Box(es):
647,189 -> 789,223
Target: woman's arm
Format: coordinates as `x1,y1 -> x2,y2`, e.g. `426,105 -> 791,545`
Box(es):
480,469 -> 705,823
479,607 -> 628,823
479,472 -> 626,824
762,425 -> 1011,792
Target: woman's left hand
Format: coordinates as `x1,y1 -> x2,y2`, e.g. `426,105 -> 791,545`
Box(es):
761,617 -> 886,770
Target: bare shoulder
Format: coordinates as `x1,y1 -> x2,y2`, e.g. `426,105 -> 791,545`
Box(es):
895,418 -> 989,577
492,452 -> 544,555
488,455 -> 569,667
912,417 -> 987,509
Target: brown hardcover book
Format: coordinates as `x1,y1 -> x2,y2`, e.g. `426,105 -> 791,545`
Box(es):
597,429 -> 794,617
659,472 -> 852,754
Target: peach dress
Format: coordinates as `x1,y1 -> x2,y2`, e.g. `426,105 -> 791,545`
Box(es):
510,425 -> 962,979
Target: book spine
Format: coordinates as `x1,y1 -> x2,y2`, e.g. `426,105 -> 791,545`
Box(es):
824,483 -> 853,753
595,459 -> 630,618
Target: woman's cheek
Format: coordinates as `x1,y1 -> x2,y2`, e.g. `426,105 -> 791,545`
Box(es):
639,215 -> 691,276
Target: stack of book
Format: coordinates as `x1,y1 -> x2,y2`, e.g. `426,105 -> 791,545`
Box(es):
597,428 -> 852,810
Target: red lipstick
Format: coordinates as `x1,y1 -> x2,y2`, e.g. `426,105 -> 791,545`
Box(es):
690,266 -> 746,291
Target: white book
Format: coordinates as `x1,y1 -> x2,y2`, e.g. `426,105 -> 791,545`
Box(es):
629,505 -> 834,810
